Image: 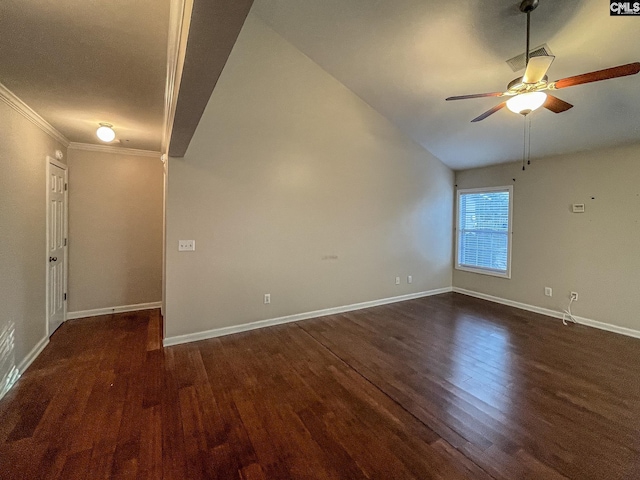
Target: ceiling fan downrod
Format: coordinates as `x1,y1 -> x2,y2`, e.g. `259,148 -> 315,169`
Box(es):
520,0 -> 539,66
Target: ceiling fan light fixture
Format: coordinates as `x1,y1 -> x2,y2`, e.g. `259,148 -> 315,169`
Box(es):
506,91 -> 547,115
96,123 -> 116,143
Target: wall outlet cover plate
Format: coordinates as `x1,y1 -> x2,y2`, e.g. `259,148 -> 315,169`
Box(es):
178,240 -> 195,251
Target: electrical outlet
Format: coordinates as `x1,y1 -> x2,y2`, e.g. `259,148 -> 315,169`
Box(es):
570,292 -> 578,301
544,287 -> 552,297
395,276 -> 400,285
264,293 -> 271,304
178,240 -> 195,251
407,275 -> 413,284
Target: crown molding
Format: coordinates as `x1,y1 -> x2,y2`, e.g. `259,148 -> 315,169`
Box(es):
0,82 -> 70,147
68,142 -> 161,158
162,0 -> 193,155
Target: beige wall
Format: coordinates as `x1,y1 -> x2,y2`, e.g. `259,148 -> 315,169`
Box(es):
0,100 -> 66,395
165,14 -> 454,340
67,149 -> 163,312
454,143 -> 640,332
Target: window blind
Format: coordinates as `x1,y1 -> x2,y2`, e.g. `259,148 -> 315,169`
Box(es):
458,190 -> 510,273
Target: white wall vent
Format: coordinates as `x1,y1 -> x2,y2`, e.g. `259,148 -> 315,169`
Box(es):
506,44 -> 554,72
572,204 -> 585,213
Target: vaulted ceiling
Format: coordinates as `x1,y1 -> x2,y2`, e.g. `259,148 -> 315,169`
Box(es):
2,0 -> 639,168
254,0 -> 640,169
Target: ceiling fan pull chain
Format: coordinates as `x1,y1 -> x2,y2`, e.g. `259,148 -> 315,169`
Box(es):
522,116 -> 527,171
528,115 -> 532,165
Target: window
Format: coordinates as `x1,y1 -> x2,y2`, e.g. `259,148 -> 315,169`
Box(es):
456,186 -> 512,278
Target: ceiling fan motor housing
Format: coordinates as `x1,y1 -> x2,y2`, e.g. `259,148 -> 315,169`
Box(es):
507,76 -> 548,93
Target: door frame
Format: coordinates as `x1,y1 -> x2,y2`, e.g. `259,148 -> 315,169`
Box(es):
46,156 -> 68,336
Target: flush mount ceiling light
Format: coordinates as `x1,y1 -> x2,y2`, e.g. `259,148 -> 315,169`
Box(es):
506,91 -> 547,115
96,123 -> 116,143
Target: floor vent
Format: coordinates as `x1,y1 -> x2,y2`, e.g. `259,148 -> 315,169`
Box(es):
506,44 -> 553,72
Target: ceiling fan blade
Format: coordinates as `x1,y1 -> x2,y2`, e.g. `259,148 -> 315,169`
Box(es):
553,62 -> 640,89
523,55 -> 555,84
544,95 -> 573,113
446,92 -> 504,101
471,102 -> 506,122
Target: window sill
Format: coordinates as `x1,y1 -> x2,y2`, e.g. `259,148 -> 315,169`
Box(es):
455,265 -> 511,279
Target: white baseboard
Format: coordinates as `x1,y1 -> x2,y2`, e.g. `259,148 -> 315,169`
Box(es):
67,301 -> 162,320
17,336 -> 49,375
0,366 -> 19,401
0,336 -> 49,401
453,287 -> 640,340
163,287 -> 453,347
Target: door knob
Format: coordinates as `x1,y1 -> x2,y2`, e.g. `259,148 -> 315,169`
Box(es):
49,256 -> 57,262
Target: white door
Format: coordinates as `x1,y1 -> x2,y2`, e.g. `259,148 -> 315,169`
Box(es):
47,162 -> 67,335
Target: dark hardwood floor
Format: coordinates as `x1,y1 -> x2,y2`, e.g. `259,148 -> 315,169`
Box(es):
1,293 -> 639,479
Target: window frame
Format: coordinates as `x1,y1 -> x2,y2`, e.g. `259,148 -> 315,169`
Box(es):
455,185 -> 513,279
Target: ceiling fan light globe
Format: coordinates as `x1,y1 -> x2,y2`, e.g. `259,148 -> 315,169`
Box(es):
506,92 -> 547,114
96,124 -> 116,143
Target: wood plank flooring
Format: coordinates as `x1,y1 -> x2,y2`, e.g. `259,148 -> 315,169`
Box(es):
1,293 -> 639,479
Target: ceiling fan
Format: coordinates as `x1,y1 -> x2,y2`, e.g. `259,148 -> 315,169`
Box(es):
446,0 -> 640,122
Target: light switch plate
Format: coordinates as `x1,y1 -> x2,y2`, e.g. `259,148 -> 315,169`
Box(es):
178,240 -> 195,251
